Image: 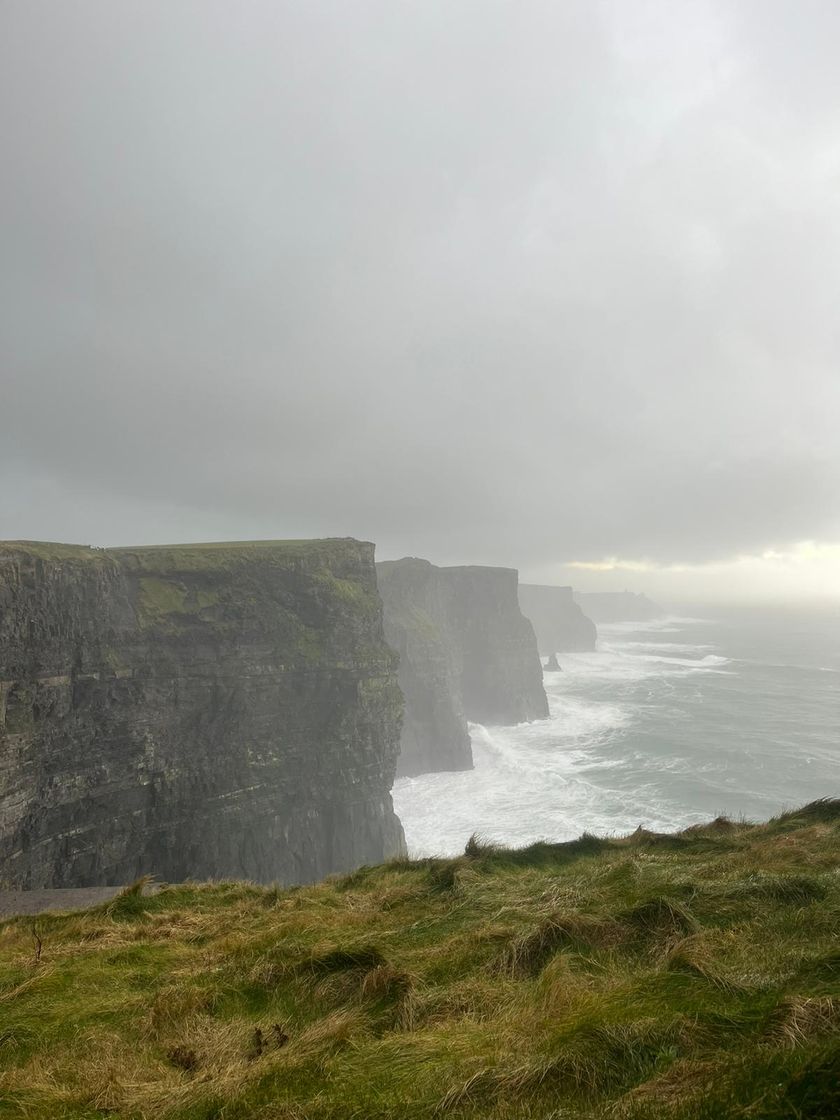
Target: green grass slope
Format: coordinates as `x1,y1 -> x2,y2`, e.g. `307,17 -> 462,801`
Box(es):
1,802 -> 839,1119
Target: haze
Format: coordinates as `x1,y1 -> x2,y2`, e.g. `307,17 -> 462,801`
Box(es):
2,0 -> 838,602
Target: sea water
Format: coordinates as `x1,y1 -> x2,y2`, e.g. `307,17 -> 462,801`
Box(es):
392,604 -> 840,857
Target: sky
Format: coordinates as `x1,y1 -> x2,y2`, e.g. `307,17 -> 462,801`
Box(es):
2,1 -> 839,602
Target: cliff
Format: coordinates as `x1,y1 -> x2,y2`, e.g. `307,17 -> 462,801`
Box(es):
0,539 -> 405,889
375,559 -> 471,778
377,559 -> 548,777
441,565 -> 549,726
518,584 -> 597,653
574,590 -> 664,623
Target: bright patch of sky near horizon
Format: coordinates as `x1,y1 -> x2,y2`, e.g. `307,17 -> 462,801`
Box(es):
1,0 -> 839,601
527,541 -> 840,603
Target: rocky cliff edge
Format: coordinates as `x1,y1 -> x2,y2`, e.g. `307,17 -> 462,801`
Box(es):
0,539 -> 405,889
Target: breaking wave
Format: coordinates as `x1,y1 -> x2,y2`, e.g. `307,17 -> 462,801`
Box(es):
393,610 -> 840,858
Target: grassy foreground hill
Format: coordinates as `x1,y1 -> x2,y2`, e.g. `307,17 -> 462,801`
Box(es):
1,803 -> 840,1119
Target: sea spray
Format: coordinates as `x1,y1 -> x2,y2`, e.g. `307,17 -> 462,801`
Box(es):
393,610 -> 840,857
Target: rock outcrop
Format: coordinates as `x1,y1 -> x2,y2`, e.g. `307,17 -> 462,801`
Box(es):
377,559 -> 548,777
574,591 -> 664,623
544,653 -> 562,672
0,539 -> 405,889
518,584 -> 597,653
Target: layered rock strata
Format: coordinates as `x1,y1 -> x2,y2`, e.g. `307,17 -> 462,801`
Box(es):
377,559 -> 548,777
518,584 -> 597,654
0,539 -> 405,889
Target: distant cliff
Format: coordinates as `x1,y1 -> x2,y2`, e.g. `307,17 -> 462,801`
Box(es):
518,584 -> 597,654
574,591 -> 664,623
0,539 -> 405,889
441,566 -> 549,726
377,559 -> 548,777
375,559 -> 471,778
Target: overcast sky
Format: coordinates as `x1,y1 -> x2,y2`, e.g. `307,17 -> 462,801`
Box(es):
2,1 -> 839,599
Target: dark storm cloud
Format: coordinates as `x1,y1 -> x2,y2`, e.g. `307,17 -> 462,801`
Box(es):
1,0 -> 838,568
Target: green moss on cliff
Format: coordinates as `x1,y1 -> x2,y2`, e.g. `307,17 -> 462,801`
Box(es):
1,804 -> 839,1119
135,579 -> 223,624
406,604 -> 445,642
137,577 -> 189,621
194,588 -> 221,610
285,620 -> 326,665
113,538 -> 371,574
314,572 -> 369,606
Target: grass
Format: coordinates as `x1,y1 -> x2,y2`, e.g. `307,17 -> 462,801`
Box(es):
0,541 -> 106,562
0,538 -> 376,579
111,539 -> 373,576
0,801 -> 839,1118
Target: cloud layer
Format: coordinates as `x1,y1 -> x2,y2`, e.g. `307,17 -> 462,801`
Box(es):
2,1 -> 838,577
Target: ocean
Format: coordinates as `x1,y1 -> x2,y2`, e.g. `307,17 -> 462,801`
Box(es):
392,604 -> 840,857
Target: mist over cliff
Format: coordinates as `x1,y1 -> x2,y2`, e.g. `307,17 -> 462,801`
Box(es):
2,2 -> 839,602
377,559 -> 547,777
518,585 -> 597,655
574,591 -> 664,624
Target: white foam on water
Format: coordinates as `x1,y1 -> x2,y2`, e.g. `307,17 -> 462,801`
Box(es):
616,640 -> 717,654
556,646 -> 730,685
596,616 -> 714,636
393,623 -> 714,856
391,612 -> 840,858
392,736 -> 711,857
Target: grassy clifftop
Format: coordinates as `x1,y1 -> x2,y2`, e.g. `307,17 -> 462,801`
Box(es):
1,803 -> 840,1119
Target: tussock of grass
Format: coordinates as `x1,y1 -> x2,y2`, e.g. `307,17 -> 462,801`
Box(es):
772,797 -> 840,825
302,943 -> 386,975
464,833 -> 500,859
665,935 -> 741,992
722,872 -> 827,904
501,914 -> 624,977
100,874 -> 156,919
798,950 -> 840,982
439,1016 -> 695,1110
767,995 -> 840,1048
1,806 -> 839,1118
145,982 -> 220,1037
681,814 -> 739,836
428,860 -> 460,892
612,1058 -> 718,1116
622,896 -> 699,941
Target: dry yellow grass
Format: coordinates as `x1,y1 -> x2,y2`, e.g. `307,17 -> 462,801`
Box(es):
1,801 -> 839,1119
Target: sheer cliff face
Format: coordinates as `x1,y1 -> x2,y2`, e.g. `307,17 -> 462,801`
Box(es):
440,566 -> 549,725
375,559 -> 471,779
377,559 -> 548,777
0,540 -> 405,889
518,585 -> 598,654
